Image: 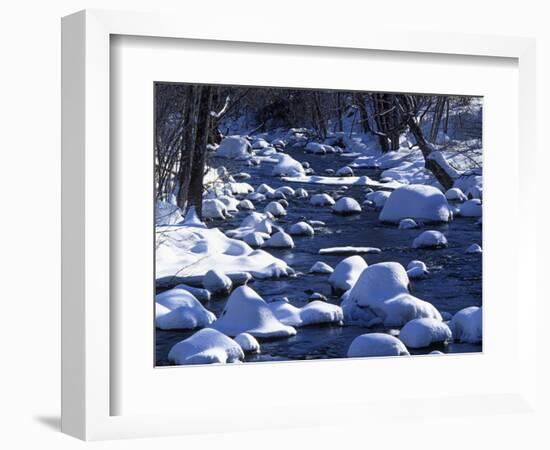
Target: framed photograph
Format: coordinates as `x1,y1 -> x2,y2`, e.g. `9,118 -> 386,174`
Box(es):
62,9 -> 537,441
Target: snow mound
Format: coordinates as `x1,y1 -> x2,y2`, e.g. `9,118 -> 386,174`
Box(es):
445,187 -> 467,202
459,199 -> 482,217
294,188 -> 308,198
305,142 -> 330,154
310,193 -> 335,206
210,286 -> 296,338
202,198 -> 229,219
274,186 -> 295,197
466,243 -> 482,253
346,262 -> 442,326
379,184 -> 451,223
267,299 -> 343,327
319,247 -> 381,255
168,328 -> 244,365
450,306 -> 482,343
252,138 -> 270,149
332,197 -> 362,215
203,269 -> 233,295
412,230 -> 448,249
263,231 -> 294,249
256,183 -> 273,194
238,199 -> 255,211
398,218 -> 419,229
242,232 -> 269,247
217,136 -> 252,160
234,333 -> 260,353
155,288 -> 216,330
226,182 -> 254,195
347,333 -> 410,358
173,283 -> 211,302
365,190 -> 391,208
217,195 -> 239,212
271,154 -> 305,177
399,318 -> 452,348
181,206 -> 207,228
309,261 -> 334,274
246,192 -> 266,202
336,166 -> 354,177
328,255 -> 368,292
406,260 -> 428,280
264,201 -> 287,217
289,221 -> 315,236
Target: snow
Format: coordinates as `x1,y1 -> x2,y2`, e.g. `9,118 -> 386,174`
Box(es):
234,333 -> 260,353
379,184 -> 451,223
332,197 -> 362,215
282,175 -> 402,189
426,151 -> 461,179
168,328 -> 244,365
202,198 -> 229,219
274,186 -> 295,197
309,261 -> 334,274
319,246 -> 381,255
347,333 -> 410,358
271,154 -> 306,177
445,187 -> 467,202
203,269 -> 233,295
289,221 -> 315,236
256,183 -> 274,194
364,190 -> 391,208
173,283 -> 211,302
216,136 -> 252,159
226,182 -> 254,195
180,206 -> 207,228
263,231 -> 295,249
412,230 -> 448,249
271,138 -> 286,148
264,201 -> 287,217
310,193 -> 335,206
466,243 -> 482,253
305,142 -> 331,154
458,199 -> 482,217
246,192 -> 266,202
252,138 -> 270,149
267,299 -> 343,327
156,224 -> 293,282
346,262 -> 443,326
217,195 -> 239,212
156,201 -> 183,226
238,199 -> 255,210
398,218 -> 419,229
294,188 -> 308,198
210,286 -> 297,338
449,306 -> 482,344
328,255 -> 368,292
336,166 -> 354,177
406,260 -> 428,281
155,288 -> 216,330
399,318 -> 452,348
242,232 -> 269,247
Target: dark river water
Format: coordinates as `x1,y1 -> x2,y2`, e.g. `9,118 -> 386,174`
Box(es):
156,147 -> 482,365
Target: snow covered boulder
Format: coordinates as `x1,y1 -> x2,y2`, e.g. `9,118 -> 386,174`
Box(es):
173,283 -> 211,302
459,199 -> 482,217
328,255 -> 368,292
466,243 -> 482,254
336,166 -> 354,177
412,230 -> 448,249
155,288 -> 216,330
271,154 -> 306,177
267,299 -> 343,327
309,261 -> 333,274
210,286 -> 296,338
450,306 -> 482,344
398,218 -> 419,230
445,187 -> 467,202
364,190 -> 391,208
332,197 -> 362,215
379,184 -> 451,223
218,195 -> 239,212
271,138 -> 286,148
310,193 -> 335,206
217,136 -> 252,159
257,183 -> 274,195
263,231 -> 295,249
242,231 -> 269,247
238,199 -> 255,211
274,186 -> 295,197
168,328 -> 244,365
406,260 -> 428,279
264,201 -> 287,217
347,333 -> 410,358
234,333 -> 260,353
202,198 -> 229,219
294,188 -> 308,198
346,262 -> 443,327
399,318 -> 452,348
305,142 -> 328,154
203,269 -> 233,296
289,221 -> 315,236
252,138 -> 270,149
246,192 -> 266,202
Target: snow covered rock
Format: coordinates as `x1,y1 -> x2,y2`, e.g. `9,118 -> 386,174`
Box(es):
346,262 -> 443,327
398,218 -> 419,229
305,142 -> 329,154
406,260 -> 428,280
328,255 -> 368,292
274,186 -> 295,197
336,166 -> 354,177
332,197 -> 362,215
319,246 -> 381,255
309,261 -> 334,274
238,199 -> 255,210
155,288 -> 216,330
257,183 -> 274,195
218,195 -> 240,212
264,201 -> 287,217
246,192 -> 266,202
203,269 -> 233,296
379,184 -> 451,223
412,230 -> 448,249
210,286 -> 296,338
242,231 -> 269,247
347,333 -> 410,358
226,182 -> 254,195
217,136 -> 252,159
263,231 -> 295,249
364,190 -> 391,208
271,154 -> 306,177
466,243 -> 482,254
233,172 -> 251,181
308,293 -> 327,302
459,199 -> 482,217
202,198 -> 229,219
234,333 -> 260,353
289,221 -> 315,236
445,187 -> 467,202
168,328 -> 244,365
252,138 -> 270,149
399,318 -> 452,348
310,193 -> 335,206
267,299 -> 343,327
450,306 -> 482,343
272,138 -> 286,148
294,188 -> 309,198
173,283 -> 211,302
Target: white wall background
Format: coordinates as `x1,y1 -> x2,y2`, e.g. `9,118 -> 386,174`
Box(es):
0,1 -> 547,449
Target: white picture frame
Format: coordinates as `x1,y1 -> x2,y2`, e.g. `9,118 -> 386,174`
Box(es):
61,9 -> 538,441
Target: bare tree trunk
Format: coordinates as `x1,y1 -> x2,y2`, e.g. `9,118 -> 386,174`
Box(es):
176,85 -> 197,209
